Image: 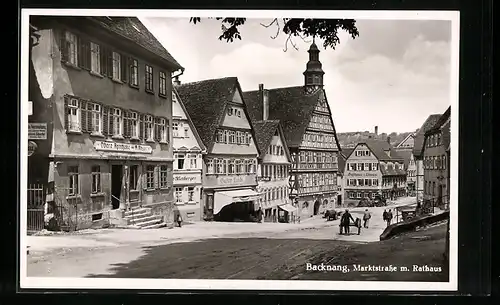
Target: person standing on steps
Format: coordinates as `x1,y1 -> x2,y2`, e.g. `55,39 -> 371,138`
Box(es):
363,209 -> 371,228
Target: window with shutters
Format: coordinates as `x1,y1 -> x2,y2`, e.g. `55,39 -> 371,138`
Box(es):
145,165 -> 155,190
206,159 -> 214,174
68,165 -> 79,196
130,59 -> 139,87
159,71 -> 167,96
112,52 -> 121,80
65,32 -> 78,65
173,122 -> 179,137
128,112 -> 139,139
67,98 -> 80,132
145,115 -> 154,141
188,187 -> 195,202
90,42 -> 100,74
145,64 -> 153,92
111,108 -> 122,136
88,103 -> 102,134
160,165 -> 169,189
91,165 -> 101,193
157,118 -> 167,143
129,165 -> 138,190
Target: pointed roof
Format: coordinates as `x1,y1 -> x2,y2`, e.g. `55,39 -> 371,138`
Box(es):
395,133 -> 415,149
87,17 -> 183,70
346,139 -> 404,162
252,120 -> 291,162
176,77 -> 259,154
243,87 -> 340,149
412,114 -> 442,157
172,87 -> 207,153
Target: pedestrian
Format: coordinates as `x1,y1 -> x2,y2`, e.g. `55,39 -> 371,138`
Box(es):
383,209 -> 388,226
341,209 -> 355,235
257,207 -> 263,223
388,209 -> 393,225
176,213 -> 183,228
363,209 -> 371,228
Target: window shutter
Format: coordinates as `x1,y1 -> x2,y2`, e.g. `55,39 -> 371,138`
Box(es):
139,114 -> 145,141
109,107 -> 114,136
154,118 -> 160,142
102,105 -> 109,136
87,102 -> 93,132
120,55 -> 128,83
107,50 -> 114,78
80,99 -> 88,133
100,46 -> 107,76
123,111 -> 130,138
59,31 -> 68,62
77,36 -> 84,69
154,166 -> 159,189
64,95 -> 69,131
165,119 -> 170,144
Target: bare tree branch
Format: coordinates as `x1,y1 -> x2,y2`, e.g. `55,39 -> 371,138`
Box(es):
260,18 -> 277,28
260,18 -> 280,40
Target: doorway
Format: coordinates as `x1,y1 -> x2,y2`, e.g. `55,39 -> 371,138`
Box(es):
313,200 -> 321,215
337,194 -> 342,207
111,165 -> 123,210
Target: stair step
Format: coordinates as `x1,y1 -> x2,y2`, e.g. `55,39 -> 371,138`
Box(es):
128,215 -> 159,225
124,211 -> 151,220
134,217 -> 163,228
124,208 -> 151,218
141,222 -> 167,229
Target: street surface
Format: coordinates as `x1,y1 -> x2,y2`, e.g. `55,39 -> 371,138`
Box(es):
26,196 -> 448,281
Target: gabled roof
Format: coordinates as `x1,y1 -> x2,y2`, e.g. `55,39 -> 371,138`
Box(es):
395,133 -> 415,148
176,77 -> 259,155
395,149 -> 413,170
412,114 -> 442,157
346,139 -> 403,162
87,17 -> 183,70
252,120 -> 291,162
172,87 -> 207,153
243,87 -> 340,149
426,106 -> 451,135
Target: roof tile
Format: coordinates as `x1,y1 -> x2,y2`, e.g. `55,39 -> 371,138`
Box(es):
252,120 -> 280,159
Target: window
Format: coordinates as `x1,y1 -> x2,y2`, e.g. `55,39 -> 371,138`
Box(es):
206,159 -> 214,174
160,165 -> 168,188
365,163 -> 370,171
129,165 -> 138,190
228,159 -> 235,174
216,159 -> 224,174
111,108 -> 122,136
239,159 -> 246,173
372,163 -> 378,171
88,103 -> 102,134
129,112 -> 139,138
189,154 -> 198,169
145,115 -> 154,141
229,131 -> 236,144
228,108 -> 233,116
356,192 -> 362,199
145,65 -> 153,92
156,118 -> 167,143
159,71 -> 167,96
357,163 -> 363,171
177,154 -> 185,170
184,126 -> 189,138
188,187 -> 195,202
126,58 -> 138,87
173,122 -> 179,137
90,42 -> 100,74
65,31 -> 78,65
246,133 -> 252,145
145,165 -> 155,189
68,166 -> 79,196
112,52 -> 121,80
91,165 -> 101,193
175,187 -> 183,203
251,159 -> 257,173
67,98 -> 80,132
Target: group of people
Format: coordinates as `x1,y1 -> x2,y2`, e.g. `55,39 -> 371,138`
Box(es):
383,209 -> 393,227
339,207 -> 395,235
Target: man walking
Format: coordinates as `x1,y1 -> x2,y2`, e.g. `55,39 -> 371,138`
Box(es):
387,209 -> 393,226
383,209 -> 388,227
340,209 -> 355,235
363,209 -> 371,228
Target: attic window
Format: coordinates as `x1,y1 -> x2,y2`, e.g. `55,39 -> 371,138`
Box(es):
132,23 -> 141,32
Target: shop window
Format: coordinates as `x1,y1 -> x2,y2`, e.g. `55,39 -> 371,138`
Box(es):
188,187 -> 195,202
175,187 -> 183,203
160,165 -> 168,188
91,165 -> 101,193
145,165 -> 155,190
129,165 -> 138,190
68,165 -> 79,196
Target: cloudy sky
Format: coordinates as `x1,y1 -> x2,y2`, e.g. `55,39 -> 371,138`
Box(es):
141,17 -> 452,133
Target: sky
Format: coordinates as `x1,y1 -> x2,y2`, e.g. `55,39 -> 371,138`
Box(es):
140,17 -> 453,134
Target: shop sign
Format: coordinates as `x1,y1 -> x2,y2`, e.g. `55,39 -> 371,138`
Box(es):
28,123 -> 47,140
28,141 -> 37,157
174,174 -> 201,184
218,175 -> 245,186
347,172 -> 378,177
94,141 -> 153,154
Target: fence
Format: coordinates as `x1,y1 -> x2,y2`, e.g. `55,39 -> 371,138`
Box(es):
394,194 -> 449,224
27,184 -> 45,232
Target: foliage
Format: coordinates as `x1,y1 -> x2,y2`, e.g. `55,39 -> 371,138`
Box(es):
189,17 -> 359,51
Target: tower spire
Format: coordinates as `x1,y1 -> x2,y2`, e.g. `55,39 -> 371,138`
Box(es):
303,39 -> 324,91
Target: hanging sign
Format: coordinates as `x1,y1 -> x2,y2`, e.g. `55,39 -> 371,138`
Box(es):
28,141 -> 38,157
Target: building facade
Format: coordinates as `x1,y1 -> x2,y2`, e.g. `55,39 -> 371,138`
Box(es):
28,16 -> 183,230
343,140 -> 406,206
336,149 -> 352,208
423,107 -> 451,207
253,120 -> 293,222
395,133 -> 416,194
412,114 -> 442,203
171,88 -> 207,222
176,77 -> 261,222
244,41 -> 341,219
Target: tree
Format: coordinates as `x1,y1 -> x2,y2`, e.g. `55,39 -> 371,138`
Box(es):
190,17 -> 359,51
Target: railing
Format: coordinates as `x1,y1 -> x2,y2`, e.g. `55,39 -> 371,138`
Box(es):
394,194 -> 450,224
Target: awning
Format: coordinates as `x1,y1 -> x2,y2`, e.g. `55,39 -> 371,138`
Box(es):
214,189 -> 261,214
278,203 -> 296,213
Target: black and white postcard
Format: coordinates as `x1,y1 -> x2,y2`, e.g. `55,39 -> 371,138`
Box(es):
20,9 -> 459,291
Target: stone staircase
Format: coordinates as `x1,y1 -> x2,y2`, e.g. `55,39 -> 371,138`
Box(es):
124,206 -> 166,229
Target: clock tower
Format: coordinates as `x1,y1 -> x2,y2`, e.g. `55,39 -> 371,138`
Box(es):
303,39 -> 325,94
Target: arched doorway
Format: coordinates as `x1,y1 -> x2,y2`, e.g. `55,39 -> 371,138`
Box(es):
313,200 -> 321,215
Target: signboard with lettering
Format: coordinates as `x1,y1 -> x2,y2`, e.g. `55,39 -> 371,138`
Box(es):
28,123 -> 47,140
347,172 -> 379,177
94,141 -> 153,154
173,173 -> 201,185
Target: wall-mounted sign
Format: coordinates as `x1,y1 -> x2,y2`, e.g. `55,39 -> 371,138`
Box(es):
219,175 -> 245,185
94,141 -> 153,154
174,174 -> 201,185
347,172 -> 379,177
28,141 -> 38,157
28,123 -> 47,140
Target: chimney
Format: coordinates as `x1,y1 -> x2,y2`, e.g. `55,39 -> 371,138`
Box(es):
173,76 -> 181,86
259,83 -> 269,121
374,126 -> 378,135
